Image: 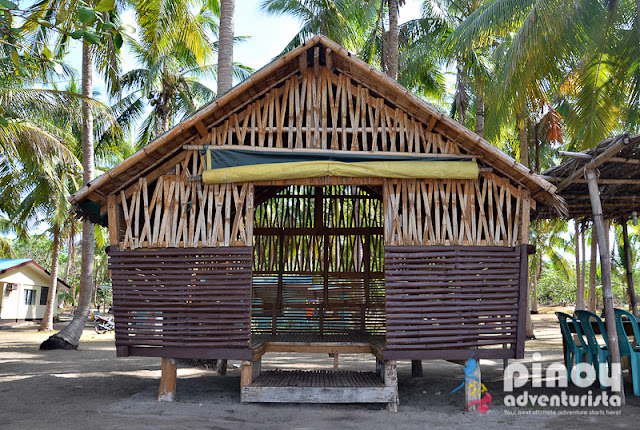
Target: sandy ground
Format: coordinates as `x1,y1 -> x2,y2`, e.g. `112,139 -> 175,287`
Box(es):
1,307 -> 639,430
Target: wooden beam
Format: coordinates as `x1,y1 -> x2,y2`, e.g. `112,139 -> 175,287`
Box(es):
158,358 -> 177,402
194,121 -> 209,138
325,48 -> 333,71
185,144 -> 472,159
584,167 -> 624,404
549,178 -> 640,185
299,53 -> 307,75
559,151 -> 640,165
557,134 -> 630,191
107,194 -> 119,246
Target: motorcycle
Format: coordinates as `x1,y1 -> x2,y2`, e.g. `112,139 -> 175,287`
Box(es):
94,314 -> 115,334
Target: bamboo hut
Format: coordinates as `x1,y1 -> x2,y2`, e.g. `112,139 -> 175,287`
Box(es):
70,36 -> 560,409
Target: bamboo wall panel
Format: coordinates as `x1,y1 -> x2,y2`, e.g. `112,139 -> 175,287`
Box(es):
384,173 -> 525,246
384,245 -> 526,360
252,185 -> 385,336
203,68 -> 462,154
109,247 -> 253,360
118,150 -> 253,250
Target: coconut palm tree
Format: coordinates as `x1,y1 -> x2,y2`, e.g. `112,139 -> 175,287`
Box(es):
448,0 -> 640,151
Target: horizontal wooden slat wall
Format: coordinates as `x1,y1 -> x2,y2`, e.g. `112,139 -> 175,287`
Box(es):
109,247 -> 253,360
117,150 -> 253,250
384,173 -> 526,246
201,67 -> 462,154
251,185 -> 386,336
384,245 -> 527,360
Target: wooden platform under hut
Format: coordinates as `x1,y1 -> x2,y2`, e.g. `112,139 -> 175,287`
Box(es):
69,36 -> 561,411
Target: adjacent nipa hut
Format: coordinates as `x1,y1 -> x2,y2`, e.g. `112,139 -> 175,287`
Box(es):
70,36 -> 560,410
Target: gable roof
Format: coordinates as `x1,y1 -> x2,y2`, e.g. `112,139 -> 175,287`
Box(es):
70,35 -> 561,217
0,258 -> 30,272
0,259 -> 71,290
536,133 -> 640,219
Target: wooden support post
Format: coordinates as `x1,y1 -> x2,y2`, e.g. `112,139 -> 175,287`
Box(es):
585,168 -> 624,404
241,360 -> 253,387
411,360 -> 423,377
252,357 -> 262,381
384,360 -> 399,412
621,222 -> 638,317
241,358 -> 262,387
464,359 -> 481,411
218,359 -> 228,376
107,194 -> 120,246
158,358 -> 177,402
333,353 -> 339,370
376,358 -> 384,378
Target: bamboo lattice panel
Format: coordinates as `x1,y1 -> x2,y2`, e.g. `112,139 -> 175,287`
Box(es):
118,150 -> 253,250
109,247 -> 253,359
252,185 -> 386,336
384,173 -> 525,246
384,245 -> 525,360
204,67 -> 462,154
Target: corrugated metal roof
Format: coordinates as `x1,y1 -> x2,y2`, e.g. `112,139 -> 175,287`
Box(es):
0,259 -> 31,272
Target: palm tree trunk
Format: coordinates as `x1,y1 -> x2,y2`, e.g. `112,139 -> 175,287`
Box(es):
518,115 -> 529,168
455,67 -> 466,125
525,271 -> 535,338
588,225 -> 597,312
475,85 -> 484,138
387,0 -> 399,80
41,41 -> 95,350
531,260 -> 540,313
621,222 -> 638,317
575,221 -> 585,310
63,221 -> 75,286
218,0 -> 235,94
39,225 -> 61,331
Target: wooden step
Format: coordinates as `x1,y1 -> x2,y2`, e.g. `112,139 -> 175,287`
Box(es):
241,370 -> 397,403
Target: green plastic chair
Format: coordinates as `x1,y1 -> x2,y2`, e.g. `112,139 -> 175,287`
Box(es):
556,312 -> 591,383
575,310 -> 610,387
614,308 -> 640,396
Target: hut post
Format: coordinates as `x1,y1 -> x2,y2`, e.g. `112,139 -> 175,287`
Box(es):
621,222 -> 638,317
384,360 -> 399,412
584,168 -> 624,404
464,359 -> 482,412
158,358 -> 178,402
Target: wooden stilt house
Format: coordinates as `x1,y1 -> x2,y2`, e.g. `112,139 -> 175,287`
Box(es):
70,36 -> 560,408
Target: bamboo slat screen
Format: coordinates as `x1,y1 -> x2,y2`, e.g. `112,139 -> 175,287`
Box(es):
384,173 -> 525,246
109,247 -> 253,360
384,245 -> 526,360
203,67 -> 462,154
118,150 -> 253,250
252,185 -> 386,335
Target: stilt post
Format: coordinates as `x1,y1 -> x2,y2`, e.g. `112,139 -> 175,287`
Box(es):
158,358 -> 177,402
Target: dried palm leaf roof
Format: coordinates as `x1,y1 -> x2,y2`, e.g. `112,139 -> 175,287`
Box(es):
536,133 -> 640,220
69,35 -> 561,218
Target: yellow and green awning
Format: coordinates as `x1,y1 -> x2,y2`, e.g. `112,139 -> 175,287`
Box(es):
203,149 -> 478,184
